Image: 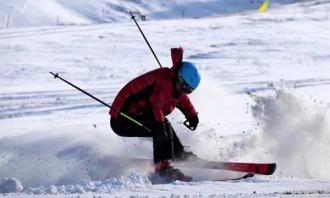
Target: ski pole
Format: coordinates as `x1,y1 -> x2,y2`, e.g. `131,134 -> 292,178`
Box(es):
49,72 -> 152,132
129,12 -> 162,68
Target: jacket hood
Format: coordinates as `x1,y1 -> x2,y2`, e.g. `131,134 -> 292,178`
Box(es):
170,47 -> 184,77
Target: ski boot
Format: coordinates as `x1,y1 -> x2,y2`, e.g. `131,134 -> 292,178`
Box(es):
153,160 -> 192,183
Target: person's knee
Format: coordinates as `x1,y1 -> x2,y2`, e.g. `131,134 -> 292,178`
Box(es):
110,118 -> 124,136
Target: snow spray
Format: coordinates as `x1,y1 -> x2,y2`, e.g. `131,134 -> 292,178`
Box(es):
0,127 -> 153,187
171,75 -> 255,161
250,89 -> 330,179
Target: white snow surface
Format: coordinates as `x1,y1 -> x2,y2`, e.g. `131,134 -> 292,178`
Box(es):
1,0 -> 330,197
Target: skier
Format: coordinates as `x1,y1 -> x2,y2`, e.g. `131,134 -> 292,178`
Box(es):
109,47 -> 201,181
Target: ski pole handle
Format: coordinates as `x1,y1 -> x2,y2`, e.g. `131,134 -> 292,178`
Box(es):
184,120 -> 197,131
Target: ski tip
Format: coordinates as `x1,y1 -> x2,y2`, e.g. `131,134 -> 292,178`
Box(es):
265,163 -> 277,175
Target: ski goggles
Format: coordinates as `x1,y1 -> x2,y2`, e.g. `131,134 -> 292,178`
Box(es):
178,75 -> 193,94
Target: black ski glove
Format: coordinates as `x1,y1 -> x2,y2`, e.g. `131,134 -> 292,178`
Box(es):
185,114 -> 199,130
153,122 -> 168,142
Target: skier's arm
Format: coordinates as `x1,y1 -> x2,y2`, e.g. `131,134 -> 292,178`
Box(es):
110,86 -> 133,118
177,95 -> 199,129
149,81 -> 166,123
176,95 -> 198,121
110,69 -> 160,118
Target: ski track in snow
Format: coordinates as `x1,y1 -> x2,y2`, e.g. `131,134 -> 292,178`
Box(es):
0,88 -> 116,119
0,24 -> 123,40
1,0 -> 330,197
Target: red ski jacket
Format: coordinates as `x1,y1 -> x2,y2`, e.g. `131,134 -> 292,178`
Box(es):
110,48 -> 197,123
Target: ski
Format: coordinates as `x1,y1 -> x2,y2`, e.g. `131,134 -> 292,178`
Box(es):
149,172 -> 254,184
174,159 -> 276,175
219,173 -> 255,181
107,157 -> 276,176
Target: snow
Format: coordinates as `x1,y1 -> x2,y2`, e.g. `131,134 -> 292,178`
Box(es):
1,0 -> 330,197
0,178 -> 23,193
250,89 -> 330,179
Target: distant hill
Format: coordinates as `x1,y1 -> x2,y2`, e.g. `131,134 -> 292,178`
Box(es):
0,0 -> 295,28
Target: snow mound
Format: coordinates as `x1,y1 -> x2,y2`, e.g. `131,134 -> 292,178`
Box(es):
25,172 -> 151,194
0,178 -> 23,193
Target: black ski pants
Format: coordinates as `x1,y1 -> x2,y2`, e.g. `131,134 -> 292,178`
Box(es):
110,115 -> 184,163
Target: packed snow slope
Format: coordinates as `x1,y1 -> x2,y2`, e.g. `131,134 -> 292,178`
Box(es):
0,0 -> 295,28
1,0 -> 330,197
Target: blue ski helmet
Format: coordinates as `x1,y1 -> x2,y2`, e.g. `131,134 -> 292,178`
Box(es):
178,61 -> 201,91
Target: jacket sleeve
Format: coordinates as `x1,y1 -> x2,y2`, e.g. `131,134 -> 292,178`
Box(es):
176,94 -> 197,120
110,69 -> 160,118
109,81 -> 139,118
149,80 -> 167,123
